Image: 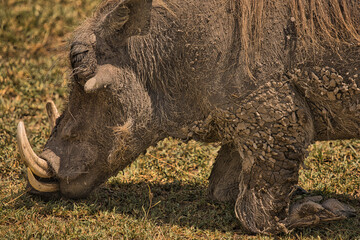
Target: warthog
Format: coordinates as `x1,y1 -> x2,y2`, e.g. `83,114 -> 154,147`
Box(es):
17,0 -> 359,234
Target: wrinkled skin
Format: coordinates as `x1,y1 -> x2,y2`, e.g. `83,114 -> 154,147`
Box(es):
20,0 -> 359,234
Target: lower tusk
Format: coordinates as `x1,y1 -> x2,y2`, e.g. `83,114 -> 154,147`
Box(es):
46,100 -> 59,129
17,121 -> 53,178
27,168 -> 59,192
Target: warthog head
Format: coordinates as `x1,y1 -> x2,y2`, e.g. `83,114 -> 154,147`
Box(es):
17,0 -> 159,198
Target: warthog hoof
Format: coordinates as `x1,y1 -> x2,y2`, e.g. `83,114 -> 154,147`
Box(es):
283,197 -> 356,230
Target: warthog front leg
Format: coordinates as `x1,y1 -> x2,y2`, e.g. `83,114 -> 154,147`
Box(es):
215,78 -> 354,234
208,143 -> 242,202
234,135 -> 310,234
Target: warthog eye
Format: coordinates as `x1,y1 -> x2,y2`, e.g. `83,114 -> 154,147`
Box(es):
70,51 -> 88,67
70,42 -> 96,81
70,43 -> 91,67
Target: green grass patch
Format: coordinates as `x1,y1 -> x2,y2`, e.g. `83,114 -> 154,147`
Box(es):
1,0 -> 359,239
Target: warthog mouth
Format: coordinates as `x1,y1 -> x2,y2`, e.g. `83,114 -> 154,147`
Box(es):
16,101 -> 60,193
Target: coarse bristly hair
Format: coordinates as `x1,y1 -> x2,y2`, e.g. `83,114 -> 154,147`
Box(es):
235,0 -> 360,67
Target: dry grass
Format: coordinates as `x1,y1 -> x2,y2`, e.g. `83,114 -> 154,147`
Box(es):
0,0 -> 359,239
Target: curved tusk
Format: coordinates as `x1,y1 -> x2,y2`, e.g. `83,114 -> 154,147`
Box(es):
17,121 -> 53,178
27,168 -> 59,192
46,100 -> 60,129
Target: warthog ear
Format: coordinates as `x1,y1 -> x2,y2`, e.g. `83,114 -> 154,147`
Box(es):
98,0 -> 153,39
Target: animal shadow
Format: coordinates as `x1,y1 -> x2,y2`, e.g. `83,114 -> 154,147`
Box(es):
90,181 -> 239,232
12,181 -> 360,238
89,181 -> 359,237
